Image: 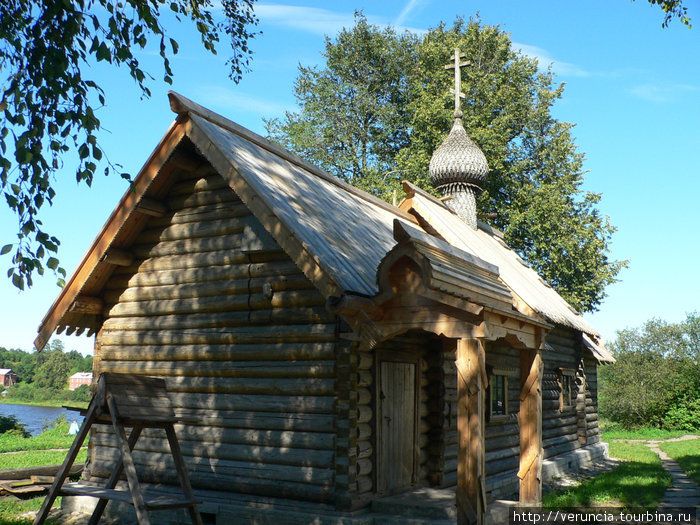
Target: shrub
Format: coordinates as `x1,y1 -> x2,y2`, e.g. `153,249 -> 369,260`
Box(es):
600,313 -> 700,431
0,414 -> 30,437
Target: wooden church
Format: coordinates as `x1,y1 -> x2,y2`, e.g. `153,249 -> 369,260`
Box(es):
35,74 -> 613,523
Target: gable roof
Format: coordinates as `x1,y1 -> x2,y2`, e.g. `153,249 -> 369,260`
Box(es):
34,92 -> 419,349
36,91 -> 611,363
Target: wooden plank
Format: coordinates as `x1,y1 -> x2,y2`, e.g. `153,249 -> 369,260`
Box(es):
60,484 -> 198,510
69,296 -> 103,315
87,424 -> 143,525
106,258 -> 300,289
165,425 -> 203,525
98,342 -> 335,362
456,338 -> 485,525
106,394 -> 151,524
135,197 -> 167,217
518,348 -> 543,503
33,398 -> 98,525
0,463 -> 83,481
102,248 -> 134,267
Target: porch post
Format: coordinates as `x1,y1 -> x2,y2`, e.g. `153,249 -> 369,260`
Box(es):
518,347 -> 543,503
456,338 -> 486,525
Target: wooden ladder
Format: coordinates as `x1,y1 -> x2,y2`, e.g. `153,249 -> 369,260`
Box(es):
34,373 -> 203,525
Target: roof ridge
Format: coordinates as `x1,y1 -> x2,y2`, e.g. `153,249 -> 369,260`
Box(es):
168,91 -> 416,223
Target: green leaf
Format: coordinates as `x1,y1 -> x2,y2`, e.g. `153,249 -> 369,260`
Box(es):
0,244 -> 12,255
47,257 -> 59,270
96,42 -> 111,62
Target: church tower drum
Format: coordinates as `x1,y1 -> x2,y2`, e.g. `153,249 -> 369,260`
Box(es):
429,48 -> 489,229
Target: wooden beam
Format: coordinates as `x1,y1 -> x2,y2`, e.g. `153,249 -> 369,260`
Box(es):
518,348 -> 543,503
69,296 -> 104,315
136,198 -> 168,217
455,338 -> 486,525
101,248 -> 133,267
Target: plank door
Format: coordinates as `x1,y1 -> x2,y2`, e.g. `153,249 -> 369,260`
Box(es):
378,360 -> 417,494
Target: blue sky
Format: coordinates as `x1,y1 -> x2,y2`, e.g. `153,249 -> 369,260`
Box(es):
1,0 -> 698,355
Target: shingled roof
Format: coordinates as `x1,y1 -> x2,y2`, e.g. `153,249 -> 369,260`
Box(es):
35,91 -> 613,362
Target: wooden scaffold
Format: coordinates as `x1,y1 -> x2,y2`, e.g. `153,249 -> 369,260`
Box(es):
34,373 -> 202,525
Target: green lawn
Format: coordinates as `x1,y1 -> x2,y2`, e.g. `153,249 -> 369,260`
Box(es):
543,440 -> 671,508
0,422 -> 85,524
0,448 -> 86,469
0,422 -> 78,453
600,420 -> 699,441
659,438 -> 700,485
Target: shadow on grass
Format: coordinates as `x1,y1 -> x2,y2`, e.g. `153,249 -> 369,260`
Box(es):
543,460 -> 672,508
660,438 -> 700,485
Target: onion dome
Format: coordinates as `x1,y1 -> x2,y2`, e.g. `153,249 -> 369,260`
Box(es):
429,116 -> 489,188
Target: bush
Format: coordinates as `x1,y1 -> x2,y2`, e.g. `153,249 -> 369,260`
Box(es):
0,414 -> 30,437
600,313 -> 700,431
68,384 -> 92,403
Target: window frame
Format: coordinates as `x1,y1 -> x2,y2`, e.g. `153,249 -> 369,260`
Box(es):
559,368 -> 576,410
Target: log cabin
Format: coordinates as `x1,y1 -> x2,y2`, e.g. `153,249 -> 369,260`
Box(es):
34,89 -> 614,524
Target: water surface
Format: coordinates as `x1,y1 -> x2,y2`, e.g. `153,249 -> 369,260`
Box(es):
0,403 -> 84,436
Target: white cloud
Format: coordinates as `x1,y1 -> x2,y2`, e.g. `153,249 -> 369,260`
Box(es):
629,83 -> 698,103
395,0 -> 427,26
256,4 -> 357,36
514,42 -> 590,78
256,3 -> 426,37
195,85 -> 291,116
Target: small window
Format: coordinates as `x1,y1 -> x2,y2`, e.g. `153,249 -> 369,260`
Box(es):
490,374 -> 507,416
559,369 -> 575,409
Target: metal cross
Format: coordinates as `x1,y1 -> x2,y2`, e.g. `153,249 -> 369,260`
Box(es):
444,48 -> 471,118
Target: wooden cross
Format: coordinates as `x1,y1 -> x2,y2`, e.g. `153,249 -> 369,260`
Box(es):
444,48 -> 471,117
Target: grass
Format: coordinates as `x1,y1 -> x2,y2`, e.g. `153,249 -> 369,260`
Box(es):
659,438 -> 700,485
0,398 -> 86,409
600,420 -> 700,441
0,448 -> 86,470
0,497 -> 63,525
543,440 -> 671,508
0,421 -> 79,453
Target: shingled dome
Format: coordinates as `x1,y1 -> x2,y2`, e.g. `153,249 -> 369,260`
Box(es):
429,117 -> 489,188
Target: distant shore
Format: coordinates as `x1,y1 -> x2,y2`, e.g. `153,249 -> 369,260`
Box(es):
0,397 -> 87,409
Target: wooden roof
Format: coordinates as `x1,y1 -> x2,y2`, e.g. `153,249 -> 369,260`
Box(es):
36,91 -> 610,362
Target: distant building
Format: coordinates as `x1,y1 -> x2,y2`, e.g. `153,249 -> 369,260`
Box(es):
0,368 -> 18,387
68,372 -> 93,391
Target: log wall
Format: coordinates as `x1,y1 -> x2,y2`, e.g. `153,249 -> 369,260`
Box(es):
442,329 -> 602,502
541,326 -> 600,460
88,165 -> 340,503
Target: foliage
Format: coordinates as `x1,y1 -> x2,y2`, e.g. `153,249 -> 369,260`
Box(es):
266,15 -> 626,313
0,340 -> 92,386
543,441 -> 671,508
599,313 -> 700,431
34,350 -> 70,390
660,438 -> 700,485
266,14 -> 418,200
640,0 -> 692,27
0,414 -> 29,437
0,0 -> 258,290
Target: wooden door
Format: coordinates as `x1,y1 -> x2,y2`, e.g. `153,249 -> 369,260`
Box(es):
378,360 -> 417,494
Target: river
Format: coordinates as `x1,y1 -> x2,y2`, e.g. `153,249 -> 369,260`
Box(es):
0,403 -> 85,436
